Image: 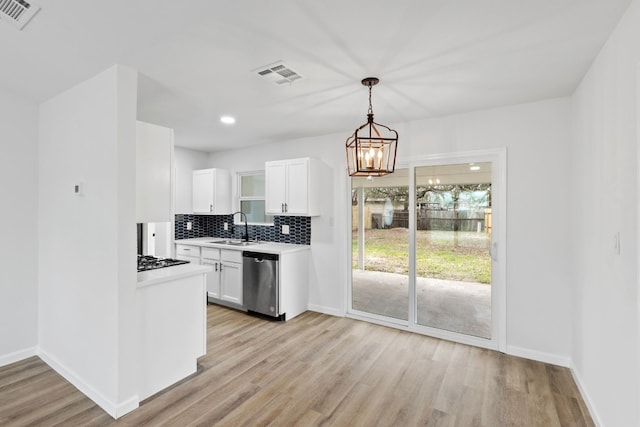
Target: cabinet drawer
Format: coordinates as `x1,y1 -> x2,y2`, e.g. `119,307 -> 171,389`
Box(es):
202,247 -> 220,260
176,244 -> 200,258
177,255 -> 200,265
221,249 -> 242,263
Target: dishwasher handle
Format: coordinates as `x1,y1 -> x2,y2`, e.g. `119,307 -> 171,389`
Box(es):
242,251 -> 279,262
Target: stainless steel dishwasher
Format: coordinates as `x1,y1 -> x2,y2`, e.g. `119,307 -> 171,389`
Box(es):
242,251 -> 280,318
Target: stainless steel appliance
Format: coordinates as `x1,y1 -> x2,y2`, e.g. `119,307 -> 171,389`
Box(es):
242,251 -> 280,318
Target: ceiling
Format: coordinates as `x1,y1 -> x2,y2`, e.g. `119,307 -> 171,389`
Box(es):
0,0 -> 631,152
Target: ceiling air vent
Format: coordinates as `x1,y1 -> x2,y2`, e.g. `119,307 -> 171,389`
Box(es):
254,61 -> 303,85
0,0 -> 40,30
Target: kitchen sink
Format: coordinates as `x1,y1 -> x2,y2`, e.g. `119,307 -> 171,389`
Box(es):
208,240 -> 260,246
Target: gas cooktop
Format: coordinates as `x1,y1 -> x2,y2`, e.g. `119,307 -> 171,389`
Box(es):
137,255 -> 189,272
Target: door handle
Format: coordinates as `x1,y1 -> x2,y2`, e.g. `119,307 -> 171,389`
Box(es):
490,242 -> 498,262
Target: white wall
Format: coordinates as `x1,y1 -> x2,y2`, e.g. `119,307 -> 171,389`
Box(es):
38,65 -> 139,417
174,147 -> 211,214
571,0 -> 640,425
0,89 -> 39,365
206,97 -> 574,345
406,99 -> 573,362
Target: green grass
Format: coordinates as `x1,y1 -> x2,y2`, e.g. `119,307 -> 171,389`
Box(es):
352,228 -> 491,284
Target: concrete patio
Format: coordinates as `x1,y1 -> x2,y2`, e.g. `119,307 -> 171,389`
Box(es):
352,269 -> 491,338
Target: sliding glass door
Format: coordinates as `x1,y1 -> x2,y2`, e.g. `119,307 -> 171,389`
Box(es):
414,163 -> 492,339
348,152 -> 504,349
351,169 -> 409,322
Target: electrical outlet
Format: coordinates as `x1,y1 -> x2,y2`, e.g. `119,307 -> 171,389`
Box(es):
282,224 -> 290,234
224,222 -> 228,230
186,222 -> 192,231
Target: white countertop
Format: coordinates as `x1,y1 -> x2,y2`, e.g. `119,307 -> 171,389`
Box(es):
137,263 -> 212,288
175,237 -> 311,255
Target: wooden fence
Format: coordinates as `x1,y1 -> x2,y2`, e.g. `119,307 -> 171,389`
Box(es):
353,206 -> 492,233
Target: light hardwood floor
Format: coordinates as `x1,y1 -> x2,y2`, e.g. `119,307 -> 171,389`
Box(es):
1,305 -> 593,426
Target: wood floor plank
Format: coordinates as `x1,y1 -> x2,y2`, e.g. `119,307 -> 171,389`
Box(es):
0,305 -> 595,426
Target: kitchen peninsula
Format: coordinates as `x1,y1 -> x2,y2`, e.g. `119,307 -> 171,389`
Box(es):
136,262 -> 211,400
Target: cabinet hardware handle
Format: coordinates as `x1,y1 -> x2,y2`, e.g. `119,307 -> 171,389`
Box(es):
220,264 -> 223,271
281,203 -> 284,213
184,248 -> 190,251
210,204 -> 213,212
215,262 -> 218,272
285,203 -> 288,212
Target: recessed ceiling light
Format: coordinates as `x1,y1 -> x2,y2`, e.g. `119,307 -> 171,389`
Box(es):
220,115 -> 236,125
470,165 -> 480,171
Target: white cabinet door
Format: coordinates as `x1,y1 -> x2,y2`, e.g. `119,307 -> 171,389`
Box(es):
136,121 -> 173,223
192,168 -> 231,214
285,158 -> 309,215
192,169 -> 214,213
202,258 -> 220,299
265,161 -> 287,214
265,158 -> 321,216
202,247 -> 221,300
220,261 -> 242,305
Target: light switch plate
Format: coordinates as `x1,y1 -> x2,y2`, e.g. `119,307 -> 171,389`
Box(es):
282,224 -> 290,234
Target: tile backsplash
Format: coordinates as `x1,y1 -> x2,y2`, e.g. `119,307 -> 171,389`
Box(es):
174,214 -> 311,245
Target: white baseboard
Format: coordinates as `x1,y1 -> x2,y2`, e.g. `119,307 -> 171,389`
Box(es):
37,348 -> 139,419
308,304 -> 344,317
570,366 -> 602,427
506,344 -> 571,367
0,346 -> 38,367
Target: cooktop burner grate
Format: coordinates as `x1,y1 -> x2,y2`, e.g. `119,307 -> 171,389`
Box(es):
137,255 -> 189,272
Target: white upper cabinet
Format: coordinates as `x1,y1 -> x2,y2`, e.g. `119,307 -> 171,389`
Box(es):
265,157 -> 322,216
136,121 -> 173,223
265,161 -> 288,214
192,168 -> 231,214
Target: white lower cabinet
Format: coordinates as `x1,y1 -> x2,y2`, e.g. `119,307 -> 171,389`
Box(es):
201,248 -> 220,300
220,250 -> 242,305
175,241 -> 310,319
201,247 -> 242,306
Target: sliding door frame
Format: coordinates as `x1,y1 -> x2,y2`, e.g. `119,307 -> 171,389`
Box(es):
346,148 -> 507,352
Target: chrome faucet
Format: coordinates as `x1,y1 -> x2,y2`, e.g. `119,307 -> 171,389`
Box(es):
232,211 -> 249,242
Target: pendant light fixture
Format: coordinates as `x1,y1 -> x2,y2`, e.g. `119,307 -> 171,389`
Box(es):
346,77 -> 398,177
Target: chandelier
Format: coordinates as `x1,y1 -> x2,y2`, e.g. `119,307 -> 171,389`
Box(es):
346,77 -> 398,177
